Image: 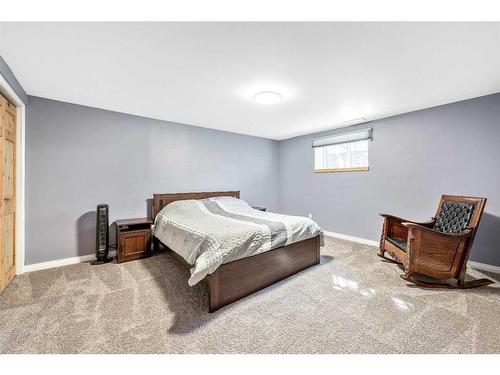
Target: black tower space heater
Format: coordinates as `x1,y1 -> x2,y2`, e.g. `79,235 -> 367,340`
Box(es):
92,204 -> 113,264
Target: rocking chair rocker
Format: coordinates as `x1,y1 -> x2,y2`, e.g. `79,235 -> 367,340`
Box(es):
379,195 -> 493,289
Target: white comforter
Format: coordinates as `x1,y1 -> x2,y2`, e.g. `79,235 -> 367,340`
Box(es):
153,196 -> 323,285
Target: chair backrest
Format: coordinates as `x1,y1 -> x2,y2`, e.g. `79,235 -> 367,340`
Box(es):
433,195 -> 487,235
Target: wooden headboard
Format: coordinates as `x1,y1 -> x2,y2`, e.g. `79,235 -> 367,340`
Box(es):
152,191 -> 240,218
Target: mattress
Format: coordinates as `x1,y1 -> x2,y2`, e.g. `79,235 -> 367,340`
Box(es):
153,196 -> 323,285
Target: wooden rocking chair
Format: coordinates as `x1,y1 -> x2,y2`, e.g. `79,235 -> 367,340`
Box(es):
379,195 -> 493,289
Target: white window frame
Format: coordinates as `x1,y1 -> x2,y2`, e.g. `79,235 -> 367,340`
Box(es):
313,128 -> 372,173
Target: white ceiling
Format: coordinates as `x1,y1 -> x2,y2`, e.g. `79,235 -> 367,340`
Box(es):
1,22 -> 499,140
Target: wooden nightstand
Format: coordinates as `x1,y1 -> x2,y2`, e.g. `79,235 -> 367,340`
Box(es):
252,206 -> 267,211
115,218 -> 152,264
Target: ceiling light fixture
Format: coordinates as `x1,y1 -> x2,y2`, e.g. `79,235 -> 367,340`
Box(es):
254,91 -> 283,105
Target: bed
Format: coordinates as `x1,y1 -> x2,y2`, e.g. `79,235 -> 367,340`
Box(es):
152,191 -> 323,312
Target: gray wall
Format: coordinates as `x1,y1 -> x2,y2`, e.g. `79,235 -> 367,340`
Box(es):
0,55 -> 28,104
279,93 -> 500,266
26,96 -> 280,264
25,92 -> 500,266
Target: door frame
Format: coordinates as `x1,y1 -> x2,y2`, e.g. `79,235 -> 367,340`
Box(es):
0,74 -> 26,275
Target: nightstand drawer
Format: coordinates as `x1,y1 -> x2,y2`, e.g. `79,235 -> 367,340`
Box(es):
116,218 -> 152,263
120,229 -> 150,252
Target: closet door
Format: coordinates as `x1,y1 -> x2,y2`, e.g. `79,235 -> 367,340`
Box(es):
0,95 -> 16,292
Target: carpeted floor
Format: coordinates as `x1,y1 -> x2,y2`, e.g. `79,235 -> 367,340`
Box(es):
1,236 -> 499,354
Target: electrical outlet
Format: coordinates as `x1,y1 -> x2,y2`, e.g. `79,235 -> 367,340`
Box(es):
308,213 -> 313,219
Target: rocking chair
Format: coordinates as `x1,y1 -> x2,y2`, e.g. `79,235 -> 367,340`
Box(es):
379,195 -> 493,289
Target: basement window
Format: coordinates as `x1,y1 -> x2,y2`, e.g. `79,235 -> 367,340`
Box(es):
313,128 -> 372,173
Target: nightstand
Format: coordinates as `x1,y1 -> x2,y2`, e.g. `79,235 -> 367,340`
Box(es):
115,218 -> 152,264
252,206 -> 267,211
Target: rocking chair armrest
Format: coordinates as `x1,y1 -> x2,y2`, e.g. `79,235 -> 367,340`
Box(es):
379,213 -> 407,222
401,222 -> 473,238
380,214 -> 436,227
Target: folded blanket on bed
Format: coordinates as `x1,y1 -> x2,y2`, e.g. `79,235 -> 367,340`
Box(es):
153,196 -> 323,285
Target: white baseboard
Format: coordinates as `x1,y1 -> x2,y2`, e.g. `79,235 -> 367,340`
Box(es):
323,230 -> 379,247
23,250 -> 117,273
22,236 -> 500,276
324,230 -> 500,275
467,261 -> 500,275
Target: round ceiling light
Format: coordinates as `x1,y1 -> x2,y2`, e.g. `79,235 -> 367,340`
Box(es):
253,91 -> 283,105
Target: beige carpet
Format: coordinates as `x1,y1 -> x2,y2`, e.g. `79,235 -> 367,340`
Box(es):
1,236 -> 499,354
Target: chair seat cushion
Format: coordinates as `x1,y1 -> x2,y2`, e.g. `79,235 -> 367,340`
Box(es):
387,237 -> 407,252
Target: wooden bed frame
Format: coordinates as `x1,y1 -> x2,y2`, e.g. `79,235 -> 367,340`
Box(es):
152,191 -> 321,312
